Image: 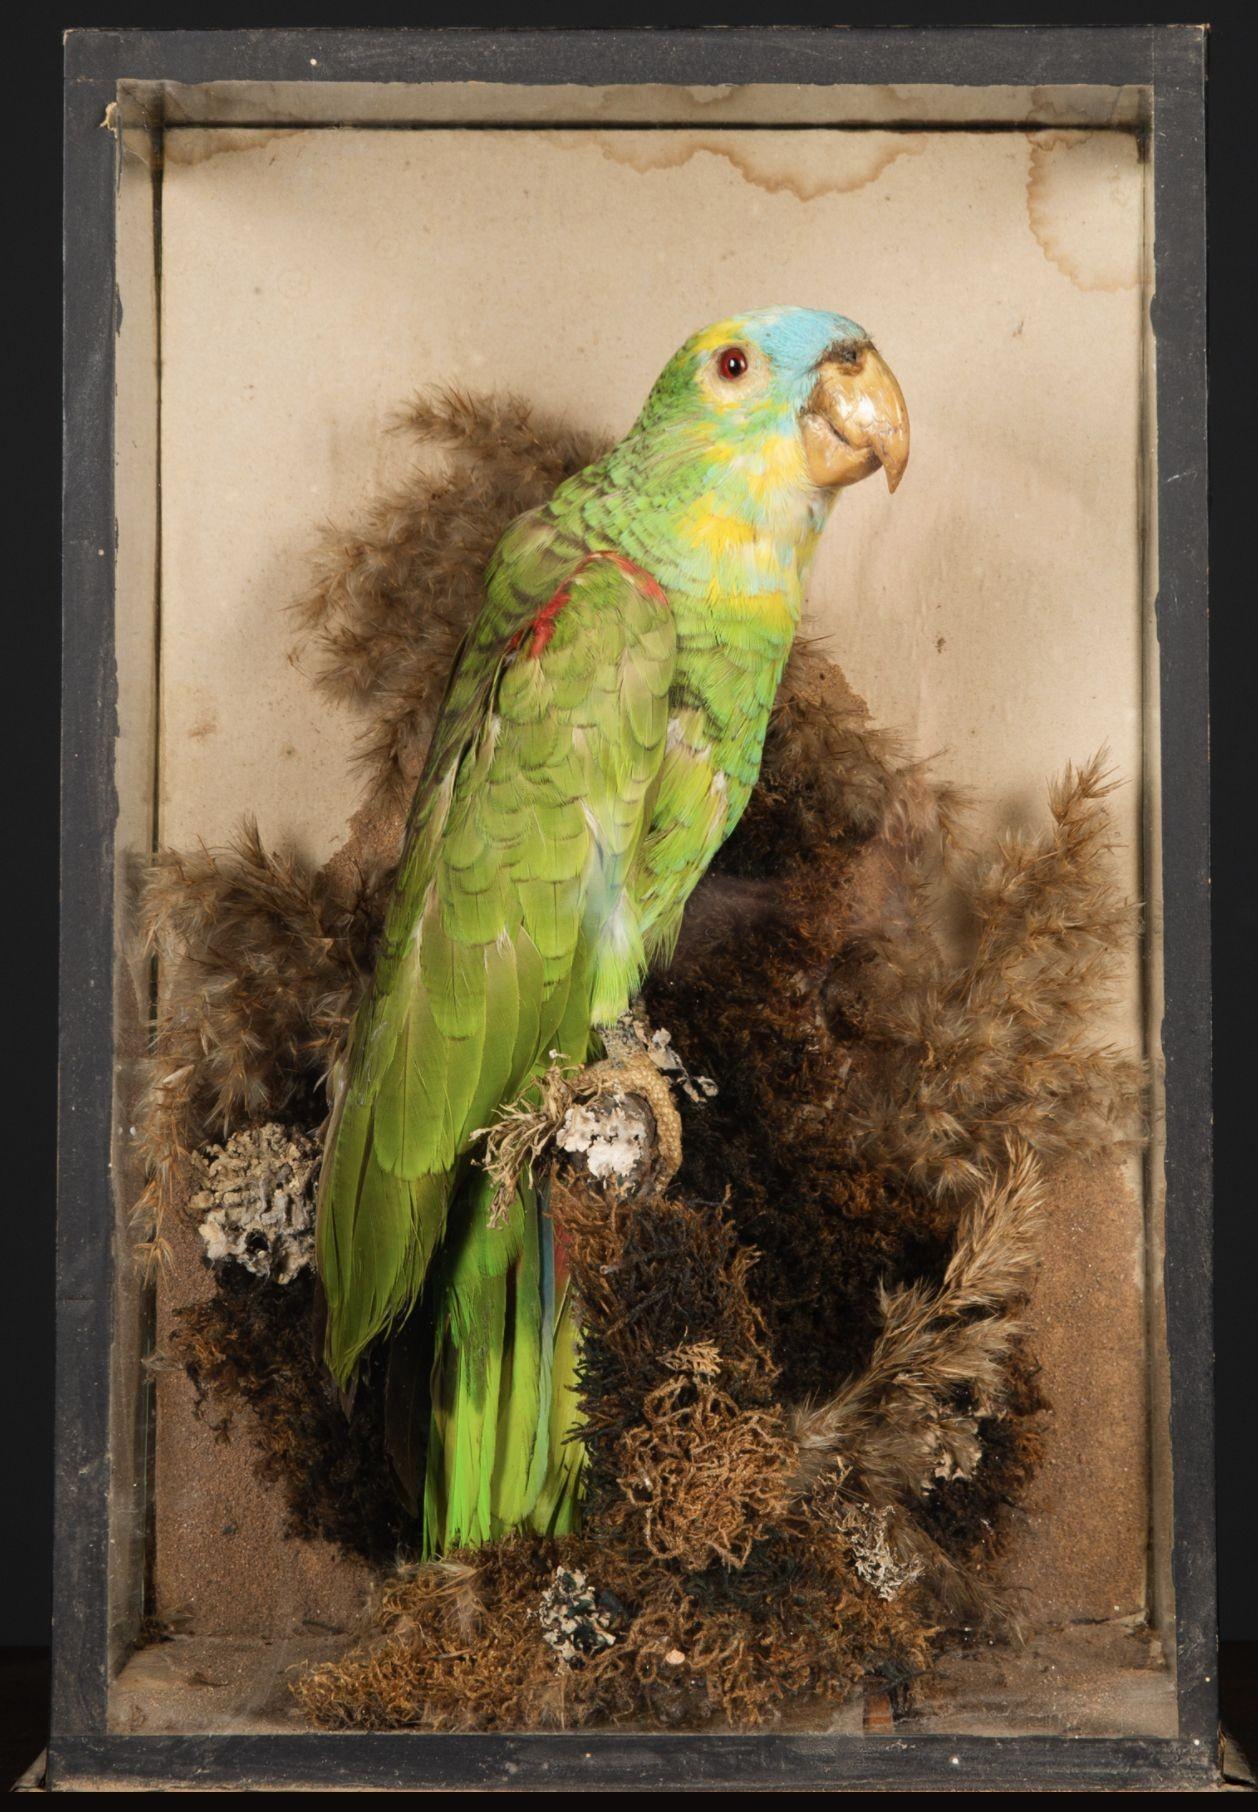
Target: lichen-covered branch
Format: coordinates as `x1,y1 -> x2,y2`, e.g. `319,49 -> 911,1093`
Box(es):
475,1012 -> 689,1226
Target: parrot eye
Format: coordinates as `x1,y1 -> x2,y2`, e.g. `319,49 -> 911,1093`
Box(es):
716,345 -> 750,382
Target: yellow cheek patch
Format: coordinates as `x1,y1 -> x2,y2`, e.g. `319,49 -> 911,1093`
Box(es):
678,494 -> 760,556
701,435 -> 736,466
740,430 -> 807,504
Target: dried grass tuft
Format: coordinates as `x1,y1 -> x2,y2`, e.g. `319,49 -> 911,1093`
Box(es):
791,1141 -> 1044,1521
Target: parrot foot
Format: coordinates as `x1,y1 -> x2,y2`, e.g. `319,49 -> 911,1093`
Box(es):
578,1015 -> 687,1193
477,1015 -> 695,1217
574,1047 -> 684,1196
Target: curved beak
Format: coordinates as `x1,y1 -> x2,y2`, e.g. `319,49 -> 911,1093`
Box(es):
801,342 -> 910,493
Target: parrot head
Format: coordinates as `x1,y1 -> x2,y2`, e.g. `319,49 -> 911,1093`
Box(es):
632,306 -> 910,515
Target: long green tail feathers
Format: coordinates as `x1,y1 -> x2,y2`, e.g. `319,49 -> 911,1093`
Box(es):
421,1170 -> 584,1556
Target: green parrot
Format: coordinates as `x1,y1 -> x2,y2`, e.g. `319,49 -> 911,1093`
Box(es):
316,307 -> 909,1556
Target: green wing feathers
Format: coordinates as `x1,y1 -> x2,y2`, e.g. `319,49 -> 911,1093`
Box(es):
316,551 -> 677,1424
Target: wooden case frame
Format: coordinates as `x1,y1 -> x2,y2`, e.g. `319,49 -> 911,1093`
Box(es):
58,26 -> 1212,1792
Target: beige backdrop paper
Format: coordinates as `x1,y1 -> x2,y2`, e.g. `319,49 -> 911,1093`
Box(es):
153,122 -> 1153,1629
157,126 -> 1146,871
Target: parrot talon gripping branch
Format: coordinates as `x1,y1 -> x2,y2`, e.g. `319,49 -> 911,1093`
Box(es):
141,311 -> 1144,1736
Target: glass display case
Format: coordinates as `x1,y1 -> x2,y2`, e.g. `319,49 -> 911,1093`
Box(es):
55,25 -> 1212,1792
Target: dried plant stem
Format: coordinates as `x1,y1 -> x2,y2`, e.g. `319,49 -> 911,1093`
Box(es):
476,1062 -> 582,1228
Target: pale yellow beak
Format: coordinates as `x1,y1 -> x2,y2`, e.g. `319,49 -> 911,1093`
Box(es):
801,343 -> 910,493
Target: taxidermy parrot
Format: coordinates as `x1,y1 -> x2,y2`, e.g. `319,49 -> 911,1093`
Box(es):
316,307 -> 909,1556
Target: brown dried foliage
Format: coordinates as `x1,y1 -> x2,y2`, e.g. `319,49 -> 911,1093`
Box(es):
294,1153 -> 1045,1730
790,1143 -> 1044,1510
840,753 -> 1144,1196
295,1180 -> 939,1732
134,826 -> 390,1261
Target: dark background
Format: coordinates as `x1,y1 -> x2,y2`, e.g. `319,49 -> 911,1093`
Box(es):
4,0 -> 1254,1762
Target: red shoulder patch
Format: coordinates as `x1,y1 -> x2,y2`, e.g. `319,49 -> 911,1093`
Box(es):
599,550 -> 669,607
508,583 -> 571,661
508,550 -> 667,660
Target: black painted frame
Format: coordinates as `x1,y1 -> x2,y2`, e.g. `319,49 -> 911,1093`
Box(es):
57,26 -> 1212,1792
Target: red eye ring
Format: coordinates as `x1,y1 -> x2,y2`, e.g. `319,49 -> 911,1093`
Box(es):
716,345 -> 749,382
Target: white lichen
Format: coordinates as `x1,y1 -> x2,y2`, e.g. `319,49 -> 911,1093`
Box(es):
477,1012 -> 699,1220
191,1122 -> 320,1284
538,1566 -> 620,1669
555,1097 -> 649,1183
836,1503 -> 926,1602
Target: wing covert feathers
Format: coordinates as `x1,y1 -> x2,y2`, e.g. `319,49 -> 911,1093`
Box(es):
316,551 -> 676,1390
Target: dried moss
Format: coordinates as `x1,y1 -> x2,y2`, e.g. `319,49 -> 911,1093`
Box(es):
557,1182 -> 792,1572
291,1156 -> 1037,1731
290,1459 -> 931,1738
293,1527 -> 938,1733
